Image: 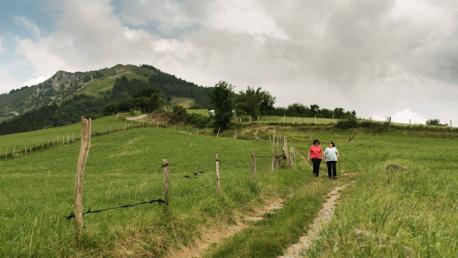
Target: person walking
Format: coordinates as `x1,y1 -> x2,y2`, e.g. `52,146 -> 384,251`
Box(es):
308,139 -> 323,177
324,141 -> 340,179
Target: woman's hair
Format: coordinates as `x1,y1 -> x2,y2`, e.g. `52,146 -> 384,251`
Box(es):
329,141 -> 336,147
313,139 -> 320,145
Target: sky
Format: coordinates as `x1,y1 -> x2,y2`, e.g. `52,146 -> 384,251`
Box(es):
0,0 -> 457,124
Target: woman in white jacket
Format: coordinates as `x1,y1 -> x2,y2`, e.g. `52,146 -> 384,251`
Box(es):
324,141 -> 339,179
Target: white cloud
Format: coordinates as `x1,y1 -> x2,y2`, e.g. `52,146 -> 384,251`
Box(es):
6,0 -> 458,122
22,75 -> 49,86
0,68 -> 21,93
12,16 -> 41,36
207,0 -> 288,40
391,109 -> 426,124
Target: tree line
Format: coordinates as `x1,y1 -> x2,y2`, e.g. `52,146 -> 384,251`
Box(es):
208,81 -> 357,132
0,77 -> 357,135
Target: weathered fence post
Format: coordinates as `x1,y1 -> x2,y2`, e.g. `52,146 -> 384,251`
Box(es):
283,137 -> 289,166
74,117 -> 92,242
216,128 -> 221,137
289,146 -> 295,167
451,120 -> 453,132
162,159 -> 170,205
215,154 -> 222,194
251,151 -> 257,176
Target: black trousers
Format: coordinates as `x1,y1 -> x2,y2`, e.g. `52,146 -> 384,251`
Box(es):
311,158 -> 321,176
327,161 -> 337,178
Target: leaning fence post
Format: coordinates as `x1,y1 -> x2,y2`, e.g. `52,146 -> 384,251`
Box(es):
251,151 -> 257,176
162,159 -> 170,205
215,154 -> 222,194
74,117 -> 92,242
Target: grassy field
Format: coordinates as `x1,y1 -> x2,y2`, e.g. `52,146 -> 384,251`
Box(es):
170,97 -> 195,108
0,116 -> 127,154
0,123 -> 319,257
259,116 -> 337,125
78,71 -> 149,96
199,126 -> 457,257
1,117 -> 456,257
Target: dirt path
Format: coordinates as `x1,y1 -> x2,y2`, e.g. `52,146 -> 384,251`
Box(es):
166,198 -> 284,258
125,114 -> 148,121
278,184 -> 348,258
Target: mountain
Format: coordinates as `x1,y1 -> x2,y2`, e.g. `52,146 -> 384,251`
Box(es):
0,64 -> 212,123
0,64 -> 213,134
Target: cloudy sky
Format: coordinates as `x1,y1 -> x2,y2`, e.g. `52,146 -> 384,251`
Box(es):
0,0 -> 457,124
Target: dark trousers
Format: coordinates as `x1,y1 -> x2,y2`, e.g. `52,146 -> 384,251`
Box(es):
327,161 -> 337,178
311,158 -> 321,176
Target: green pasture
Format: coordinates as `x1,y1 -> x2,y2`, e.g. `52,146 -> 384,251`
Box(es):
0,125 -> 313,257
0,117 -> 456,257
0,116 -> 127,156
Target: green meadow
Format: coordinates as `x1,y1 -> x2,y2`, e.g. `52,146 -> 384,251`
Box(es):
0,117 -> 456,257
0,116 -> 127,156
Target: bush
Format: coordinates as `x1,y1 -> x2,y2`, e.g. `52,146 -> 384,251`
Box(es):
188,113 -> 213,128
335,118 -> 358,129
426,119 -> 443,126
170,106 -> 189,123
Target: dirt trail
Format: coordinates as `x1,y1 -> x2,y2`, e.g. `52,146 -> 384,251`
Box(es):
166,198 -> 284,258
125,114 -> 148,121
278,184 -> 348,258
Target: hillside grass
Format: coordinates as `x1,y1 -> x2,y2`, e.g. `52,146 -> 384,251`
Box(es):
0,116 -> 127,156
304,136 -> 458,257
259,116 -> 337,125
170,97 -> 195,108
201,126 -> 457,257
0,125 -> 313,257
1,118 -> 457,257
79,71 -> 149,96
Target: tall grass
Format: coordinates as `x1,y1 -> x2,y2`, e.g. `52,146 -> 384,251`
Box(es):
0,126 -> 306,257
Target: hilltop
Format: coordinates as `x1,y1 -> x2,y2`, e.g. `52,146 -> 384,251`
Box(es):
0,64 -> 212,134
0,64 -> 211,122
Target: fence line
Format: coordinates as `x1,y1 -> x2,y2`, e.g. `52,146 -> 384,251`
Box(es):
0,120 -> 151,161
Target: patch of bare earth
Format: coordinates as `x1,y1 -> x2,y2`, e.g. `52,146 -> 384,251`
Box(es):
165,198 -> 284,258
278,184 -> 348,258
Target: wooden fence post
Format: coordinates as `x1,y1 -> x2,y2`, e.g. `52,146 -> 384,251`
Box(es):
283,137 -> 289,166
289,147 -> 295,167
251,151 -> 257,176
162,159 -> 170,205
74,117 -> 92,242
451,120 -> 453,132
216,128 -> 221,137
215,154 -> 222,194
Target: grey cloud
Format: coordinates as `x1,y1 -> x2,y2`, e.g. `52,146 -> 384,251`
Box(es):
12,0 -> 458,122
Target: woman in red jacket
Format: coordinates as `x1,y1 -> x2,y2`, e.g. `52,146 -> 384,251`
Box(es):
308,139 -> 323,177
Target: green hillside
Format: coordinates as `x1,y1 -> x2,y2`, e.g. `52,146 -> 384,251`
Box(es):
0,64 -> 212,124
0,116 -> 456,257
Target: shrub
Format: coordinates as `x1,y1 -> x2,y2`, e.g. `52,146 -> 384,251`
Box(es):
188,113 -> 212,128
335,118 -> 358,129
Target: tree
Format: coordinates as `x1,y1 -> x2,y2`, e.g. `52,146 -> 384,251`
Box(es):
209,81 -> 234,132
236,87 -> 276,118
426,119 -> 441,126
